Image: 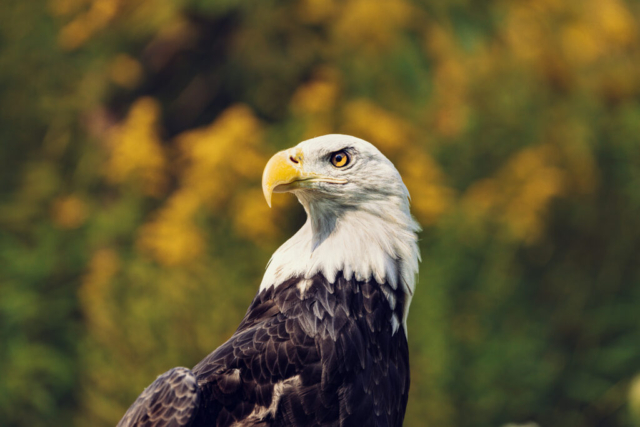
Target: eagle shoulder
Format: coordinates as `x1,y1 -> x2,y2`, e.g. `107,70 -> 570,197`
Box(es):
116,367 -> 200,427
190,274 -> 409,427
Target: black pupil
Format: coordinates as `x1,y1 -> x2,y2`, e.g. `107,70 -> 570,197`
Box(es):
335,154 -> 343,163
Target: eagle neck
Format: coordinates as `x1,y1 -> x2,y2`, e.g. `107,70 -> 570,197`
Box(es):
259,195 -> 421,331
304,197 -> 344,250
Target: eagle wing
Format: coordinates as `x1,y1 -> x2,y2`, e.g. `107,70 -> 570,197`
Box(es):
117,276 -> 409,427
116,367 -> 200,427
191,276 -> 409,427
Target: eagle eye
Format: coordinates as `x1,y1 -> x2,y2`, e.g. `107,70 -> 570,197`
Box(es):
330,150 -> 350,168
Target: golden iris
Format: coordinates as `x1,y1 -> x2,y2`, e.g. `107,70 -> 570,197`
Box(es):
330,151 -> 349,168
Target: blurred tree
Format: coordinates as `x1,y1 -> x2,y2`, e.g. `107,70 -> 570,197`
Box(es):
1,0 -> 640,426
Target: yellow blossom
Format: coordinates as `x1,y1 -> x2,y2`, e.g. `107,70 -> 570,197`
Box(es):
398,148 -> 455,226
297,0 -> 338,23
423,27 -> 469,137
137,218 -> 205,266
341,99 -> 413,155
559,0 -> 636,65
109,54 -> 143,89
504,3 -> 546,62
106,97 -> 167,196
177,104 -> 264,208
332,0 -> 413,52
136,105 -> 266,264
58,18 -> 93,50
562,22 -> 603,65
58,0 -> 119,50
300,116 -> 335,141
432,65 -> 468,139
551,120 -> 599,194
504,164 -> 565,243
48,0 -> 88,17
462,179 -> 500,221
231,189 -> 289,246
462,144 -> 566,243
291,68 -> 341,115
51,195 -> 88,229
629,374 -> 640,423
137,189 -> 204,266
79,248 -> 120,340
593,0 -> 636,46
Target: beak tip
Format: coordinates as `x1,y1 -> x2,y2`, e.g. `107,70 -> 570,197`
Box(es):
263,186 -> 273,208
262,149 -> 300,209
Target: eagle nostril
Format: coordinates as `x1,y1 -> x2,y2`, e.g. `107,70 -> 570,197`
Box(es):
289,156 -> 299,164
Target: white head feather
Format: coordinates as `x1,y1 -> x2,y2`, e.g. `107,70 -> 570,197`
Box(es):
260,134 -> 421,332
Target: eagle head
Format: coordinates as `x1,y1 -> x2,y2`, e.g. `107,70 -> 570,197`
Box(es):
262,134 -> 409,211
260,134 -> 421,332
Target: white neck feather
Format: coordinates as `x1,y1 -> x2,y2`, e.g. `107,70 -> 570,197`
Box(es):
260,195 -> 421,330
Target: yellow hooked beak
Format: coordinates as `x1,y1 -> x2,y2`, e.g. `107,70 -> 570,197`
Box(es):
262,148 -> 347,207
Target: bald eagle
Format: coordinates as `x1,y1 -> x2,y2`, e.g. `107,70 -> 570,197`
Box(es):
117,135 -> 421,427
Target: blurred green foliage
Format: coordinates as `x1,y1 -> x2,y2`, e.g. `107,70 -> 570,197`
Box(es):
1,0 -> 640,426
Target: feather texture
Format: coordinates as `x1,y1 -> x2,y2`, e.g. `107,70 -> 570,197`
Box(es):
117,368 -> 200,427
117,275 -> 410,427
